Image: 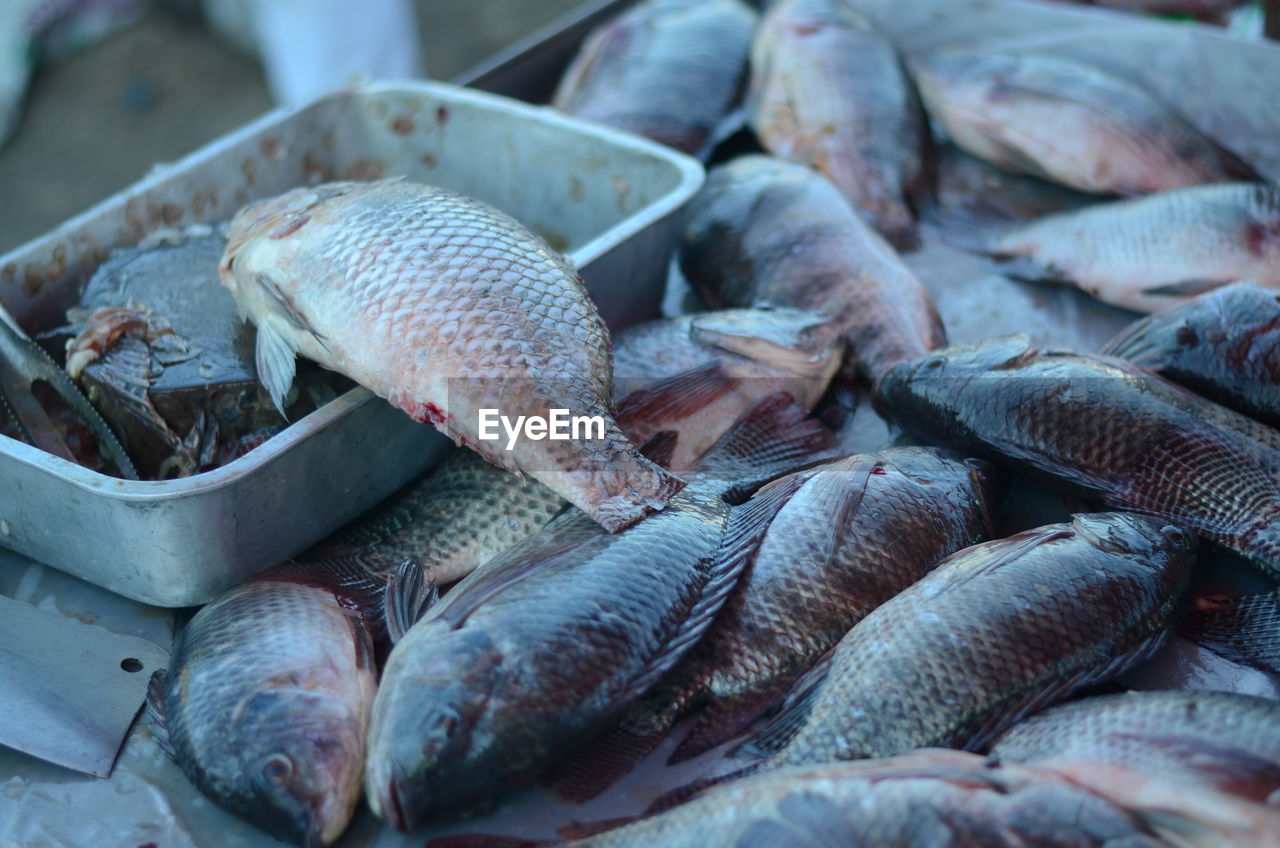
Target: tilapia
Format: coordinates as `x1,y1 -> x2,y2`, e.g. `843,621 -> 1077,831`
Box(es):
552,0 -> 756,158
549,751 -> 1162,847
749,0 -> 924,249
1102,281 -> 1280,427
991,690 -> 1280,847
612,307 -> 842,472
761,513 -> 1192,767
544,447 -> 997,801
219,179 -> 681,532
873,334 -> 1280,578
364,398 -> 830,831
1180,589 -> 1280,677
147,561 -> 384,846
914,50 -> 1257,196
679,155 -> 945,382
958,182 -> 1280,313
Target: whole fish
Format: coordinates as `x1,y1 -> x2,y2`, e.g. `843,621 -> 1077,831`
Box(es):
552,0 -> 756,158
1102,281 -> 1280,428
365,398 -> 830,831
544,447 -> 998,801
146,562 -> 383,846
219,179 -> 682,533
956,182 -> 1280,313
680,155 -> 945,382
550,751 -> 1162,847
991,690 -> 1280,847
763,513 -> 1193,767
612,307 -> 842,472
914,50 -> 1257,197
749,0 -> 924,249
873,334 -> 1280,578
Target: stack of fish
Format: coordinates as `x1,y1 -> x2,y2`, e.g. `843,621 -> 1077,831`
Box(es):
131,0 -> 1280,845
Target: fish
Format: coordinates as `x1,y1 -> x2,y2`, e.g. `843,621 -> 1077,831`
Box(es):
467,751 -> 1162,847
991,690 -> 1280,847
758,513 -> 1193,767
679,155 -> 945,382
873,334 -> 1280,578
913,50 -> 1258,197
933,143 -> 1098,226
748,0 -> 924,249
551,0 -> 757,158
1179,589 -> 1280,677
612,307 -> 843,472
543,447 -> 998,801
364,397 -> 831,831
146,560 -> 386,846
218,179 -> 682,533
1101,281 -> 1280,428
954,182 -> 1280,313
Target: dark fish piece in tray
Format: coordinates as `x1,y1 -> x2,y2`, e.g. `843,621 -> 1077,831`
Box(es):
991,689 -> 1280,846
552,0 -> 757,158
874,334 -> 1280,579
364,398 -> 831,831
1102,281 -> 1280,428
543,447 -> 997,801
54,230 -> 348,479
680,155 -> 945,382
759,513 -> 1192,767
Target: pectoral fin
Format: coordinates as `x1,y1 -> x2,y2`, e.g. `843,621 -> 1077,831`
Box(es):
254,319 -> 299,417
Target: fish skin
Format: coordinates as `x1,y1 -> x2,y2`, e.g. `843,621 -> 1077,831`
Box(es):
749,0 -> 924,249
1102,281 -> 1280,428
612,307 -> 843,472
767,513 -> 1194,768
873,334 -> 1280,578
219,179 -> 681,533
552,0 -> 756,158
913,50 -> 1258,197
679,155 -> 945,382
967,182 -> 1280,313
556,750 -> 1162,847
149,568 -> 379,846
991,690 -> 1280,847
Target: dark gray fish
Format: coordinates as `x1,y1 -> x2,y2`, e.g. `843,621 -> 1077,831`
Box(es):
543,447 -> 998,801
957,183 -> 1280,314
365,398 -> 831,831
147,561 -> 384,846
1102,281 -> 1280,428
762,513 -> 1193,767
992,690 -> 1280,847
552,0 -> 757,158
914,50 -> 1258,196
680,155 -> 945,382
749,0 -> 924,249
874,334 -> 1280,579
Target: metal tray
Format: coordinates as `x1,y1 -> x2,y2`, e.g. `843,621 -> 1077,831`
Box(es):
0,80 -> 703,607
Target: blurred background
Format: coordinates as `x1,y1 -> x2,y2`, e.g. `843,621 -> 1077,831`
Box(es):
0,0 -> 586,254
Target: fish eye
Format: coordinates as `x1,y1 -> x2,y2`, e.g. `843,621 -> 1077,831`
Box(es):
262,754 -> 294,785
431,711 -> 459,738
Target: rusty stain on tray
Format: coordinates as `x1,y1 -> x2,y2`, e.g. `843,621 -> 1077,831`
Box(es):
391,116 -> 415,135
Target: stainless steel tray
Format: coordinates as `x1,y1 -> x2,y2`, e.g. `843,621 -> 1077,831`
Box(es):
0,80 -> 703,607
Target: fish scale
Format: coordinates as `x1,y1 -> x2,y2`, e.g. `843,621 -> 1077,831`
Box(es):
220,179 -> 680,532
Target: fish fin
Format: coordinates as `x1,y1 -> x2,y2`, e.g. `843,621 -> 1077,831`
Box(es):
636,430 -> 679,469
615,361 -> 738,426
668,674 -> 801,764
1140,279 -> 1229,300
540,693 -> 685,803
425,835 -> 548,848
254,273 -> 329,347
1180,592 -> 1280,676
556,817 -> 641,840
385,558 -> 439,644
253,319 -> 299,417
145,669 -> 177,760
730,652 -> 833,759
644,762 -> 762,815
1098,312 -> 1169,365
695,394 -> 834,493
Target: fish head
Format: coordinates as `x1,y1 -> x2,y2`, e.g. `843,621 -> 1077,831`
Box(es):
1070,513 -> 1196,569
873,334 -> 1036,426
225,687 -> 367,847
366,628 -> 502,831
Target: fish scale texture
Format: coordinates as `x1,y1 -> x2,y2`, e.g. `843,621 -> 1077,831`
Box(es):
770,513 -> 1192,767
